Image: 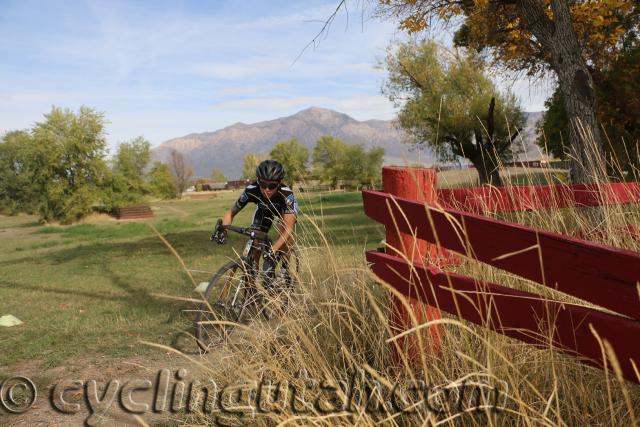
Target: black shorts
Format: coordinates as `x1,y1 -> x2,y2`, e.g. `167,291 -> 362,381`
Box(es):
251,208 -> 275,232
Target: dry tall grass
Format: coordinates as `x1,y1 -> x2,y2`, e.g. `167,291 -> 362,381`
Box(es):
158,133 -> 640,425
165,170 -> 640,426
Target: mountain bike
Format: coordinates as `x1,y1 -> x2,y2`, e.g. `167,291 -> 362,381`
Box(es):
194,220 -> 297,352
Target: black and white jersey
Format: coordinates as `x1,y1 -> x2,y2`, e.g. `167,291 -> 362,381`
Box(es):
232,182 -> 298,218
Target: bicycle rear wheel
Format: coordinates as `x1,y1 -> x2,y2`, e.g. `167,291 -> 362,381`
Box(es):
194,260 -> 259,352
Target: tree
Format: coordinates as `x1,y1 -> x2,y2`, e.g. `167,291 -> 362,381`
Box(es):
112,136 -> 151,201
383,40 -> 524,185
536,90 -> 569,160
312,136 -> 349,187
340,145 -> 385,187
210,168 -> 226,183
149,161 -> 178,199
242,153 -> 266,179
1,107 -> 165,221
28,106 -> 110,223
361,146 -> 385,186
594,39 -> 640,179
270,139 -> 310,184
375,0 -> 640,183
312,136 -> 385,187
0,130 -> 37,214
169,149 -> 194,198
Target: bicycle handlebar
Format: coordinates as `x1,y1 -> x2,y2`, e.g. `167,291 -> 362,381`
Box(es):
221,224 -> 270,242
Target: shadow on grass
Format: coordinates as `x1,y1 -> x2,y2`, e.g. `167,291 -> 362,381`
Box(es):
0,280 -> 130,302
0,265 -> 190,319
0,231 -> 209,345
14,221 -> 41,228
0,220 -> 40,231
2,215 -> 383,269
1,230 -> 207,267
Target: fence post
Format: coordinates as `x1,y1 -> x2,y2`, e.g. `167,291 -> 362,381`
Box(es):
382,166 -> 442,362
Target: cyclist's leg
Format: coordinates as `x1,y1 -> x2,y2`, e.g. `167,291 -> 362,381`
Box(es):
271,219 -> 297,288
253,209 -> 279,294
282,227 -> 295,287
249,207 -> 269,261
261,254 -> 279,295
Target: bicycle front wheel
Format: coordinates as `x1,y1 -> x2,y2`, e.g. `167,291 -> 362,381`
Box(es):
194,260 -> 258,352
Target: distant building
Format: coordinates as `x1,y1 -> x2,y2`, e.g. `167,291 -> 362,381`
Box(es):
505,160 -> 550,168
210,183 -> 227,191
225,179 -> 250,190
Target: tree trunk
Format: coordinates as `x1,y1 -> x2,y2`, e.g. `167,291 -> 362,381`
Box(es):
487,161 -> 503,186
518,0 -> 605,184
472,107 -> 504,187
473,156 -> 489,185
547,11 -> 604,184
470,153 -> 502,186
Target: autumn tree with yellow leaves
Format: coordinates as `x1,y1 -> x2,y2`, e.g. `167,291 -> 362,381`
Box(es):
376,0 -> 639,183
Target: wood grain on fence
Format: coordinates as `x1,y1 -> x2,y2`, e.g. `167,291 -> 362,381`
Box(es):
366,250 -> 640,383
363,190 -> 640,320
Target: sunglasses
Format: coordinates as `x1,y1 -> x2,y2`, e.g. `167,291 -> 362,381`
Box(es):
258,180 -> 280,190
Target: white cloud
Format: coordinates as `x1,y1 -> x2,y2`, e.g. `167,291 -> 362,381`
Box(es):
231,3 -> 339,31
212,96 -> 329,110
332,95 -> 395,117
213,83 -> 291,96
343,62 -> 379,73
188,57 -> 289,80
0,90 -> 78,105
211,94 -> 394,120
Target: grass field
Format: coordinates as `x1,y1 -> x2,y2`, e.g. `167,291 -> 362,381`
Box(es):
0,190 -> 384,370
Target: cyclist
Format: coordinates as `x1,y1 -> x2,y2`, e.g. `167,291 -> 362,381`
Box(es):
212,159 -> 298,293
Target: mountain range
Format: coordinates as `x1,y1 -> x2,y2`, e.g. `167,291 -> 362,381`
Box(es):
151,107 -> 545,179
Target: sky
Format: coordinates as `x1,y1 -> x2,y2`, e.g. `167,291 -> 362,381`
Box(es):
0,0 -> 553,153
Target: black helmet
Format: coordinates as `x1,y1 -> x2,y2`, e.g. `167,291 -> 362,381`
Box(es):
256,159 -> 285,181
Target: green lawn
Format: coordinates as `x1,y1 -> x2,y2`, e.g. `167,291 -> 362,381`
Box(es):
0,190 -> 384,369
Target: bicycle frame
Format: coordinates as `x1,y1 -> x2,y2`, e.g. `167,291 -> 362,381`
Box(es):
217,225 -> 271,305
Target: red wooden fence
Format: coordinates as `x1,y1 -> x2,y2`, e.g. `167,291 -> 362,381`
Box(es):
438,182 -> 640,214
381,167 -> 443,361
364,168 -> 640,383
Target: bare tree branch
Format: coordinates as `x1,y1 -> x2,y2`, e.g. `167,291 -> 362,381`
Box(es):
169,149 -> 194,198
497,127 -> 522,154
292,0 -> 347,66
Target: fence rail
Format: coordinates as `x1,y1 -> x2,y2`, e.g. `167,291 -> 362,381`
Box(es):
363,168 -> 640,383
437,182 -> 640,213
366,250 -> 640,383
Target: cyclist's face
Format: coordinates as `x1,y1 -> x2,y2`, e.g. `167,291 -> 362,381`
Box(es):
259,179 -> 280,199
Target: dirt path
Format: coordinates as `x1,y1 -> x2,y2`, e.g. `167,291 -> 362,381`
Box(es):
0,352 -> 204,426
